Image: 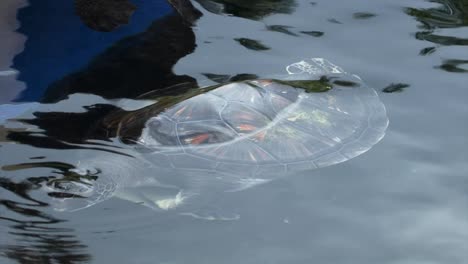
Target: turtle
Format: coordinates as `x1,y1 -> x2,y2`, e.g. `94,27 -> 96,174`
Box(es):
34,58 -> 388,216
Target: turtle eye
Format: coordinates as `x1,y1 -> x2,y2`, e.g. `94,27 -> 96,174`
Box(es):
47,179 -> 93,196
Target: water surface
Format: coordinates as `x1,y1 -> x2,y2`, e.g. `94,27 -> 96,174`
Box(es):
1,0 -> 467,263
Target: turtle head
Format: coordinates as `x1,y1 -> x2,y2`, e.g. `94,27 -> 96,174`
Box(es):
43,167 -> 113,212
45,168 -> 98,198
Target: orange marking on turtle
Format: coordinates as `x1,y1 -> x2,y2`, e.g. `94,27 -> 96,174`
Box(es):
254,131 -> 267,141
236,113 -> 257,121
237,124 -> 257,132
258,80 -> 273,86
188,133 -> 210,145
174,105 -> 187,117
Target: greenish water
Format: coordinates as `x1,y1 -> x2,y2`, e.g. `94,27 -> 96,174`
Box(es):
1,0 -> 467,263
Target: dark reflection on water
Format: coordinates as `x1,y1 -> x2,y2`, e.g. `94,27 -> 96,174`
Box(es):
0,173 -> 91,263
41,14 -> 198,103
300,30 -> 324,37
3,1 -> 205,153
234,37 -> 271,50
6,105 -> 121,150
352,12 -> 376,19
327,18 -> 343,24
266,25 -> 299,36
406,0 -> 468,69
382,83 -> 410,93
12,0 -> 173,102
196,0 -> 296,20
406,0 -> 468,29
419,46 -> 437,55
438,58 -> 468,72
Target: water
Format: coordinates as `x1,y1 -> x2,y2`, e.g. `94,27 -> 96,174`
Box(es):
1,0 -> 467,263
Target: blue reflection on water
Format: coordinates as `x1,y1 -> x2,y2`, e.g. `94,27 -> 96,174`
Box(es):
13,0 -> 172,101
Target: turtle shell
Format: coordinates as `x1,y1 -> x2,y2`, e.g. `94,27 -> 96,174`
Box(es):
136,72 -> 388,176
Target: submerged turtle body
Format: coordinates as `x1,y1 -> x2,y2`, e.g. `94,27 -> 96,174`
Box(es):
133,59 -> 388,178
40,58 -> 388,212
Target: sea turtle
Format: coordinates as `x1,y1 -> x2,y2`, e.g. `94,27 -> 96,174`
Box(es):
27,58 -> 388,215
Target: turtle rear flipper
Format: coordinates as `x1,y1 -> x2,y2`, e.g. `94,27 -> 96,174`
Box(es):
114,185 -> 187,211
169,170 -> 267,220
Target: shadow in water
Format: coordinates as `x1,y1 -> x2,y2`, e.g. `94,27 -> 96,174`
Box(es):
195,0 -> 296,20
12,0 -> 186,102
12,0 -> 298,102
406,0 -> 468,72
5,0 -> 205,150
41,13 -> 199,104
437,58 -> 468,72
0,169 -> 91,263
